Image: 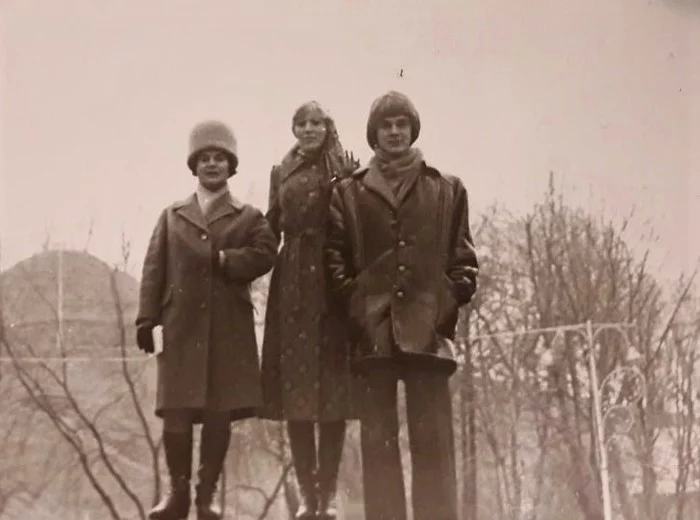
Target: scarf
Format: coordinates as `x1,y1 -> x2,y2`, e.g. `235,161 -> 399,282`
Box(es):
196,183 -> 229,217
371,147 -> 424,202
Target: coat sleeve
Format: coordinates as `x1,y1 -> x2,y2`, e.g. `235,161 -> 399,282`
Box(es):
265,166 -> 282,241
325,182 -> 356,302
136,209 -> 168,327
448,179 -> 479,305
220,208 -> 279,283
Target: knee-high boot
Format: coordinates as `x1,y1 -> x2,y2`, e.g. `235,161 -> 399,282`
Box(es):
317,421 -> 346,520
195,423 -> 231,520
149,430 -> 193,520
288,421 -> 318,519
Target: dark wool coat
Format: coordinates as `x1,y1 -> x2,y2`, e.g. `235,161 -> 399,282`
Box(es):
325,162 -> 478,374
137,192 -> 278,422
260,151 -> 356,421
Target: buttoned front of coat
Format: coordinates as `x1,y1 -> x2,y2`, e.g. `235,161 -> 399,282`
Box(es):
137,192 -> 278,420
326,163 -> 478,372
261,150 -> 356,421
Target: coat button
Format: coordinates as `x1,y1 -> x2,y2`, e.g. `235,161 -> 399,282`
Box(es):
398,264 -> 406,272
396,289 -> 405,298
398,240 -> 406,247
201,233 -> 208,240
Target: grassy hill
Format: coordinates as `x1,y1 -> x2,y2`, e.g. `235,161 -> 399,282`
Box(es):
1,249 -> 138,356
0,249 -> 154,519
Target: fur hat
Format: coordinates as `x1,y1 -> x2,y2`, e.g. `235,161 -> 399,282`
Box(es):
366,91 -> 421,149
187,120 -> 238,176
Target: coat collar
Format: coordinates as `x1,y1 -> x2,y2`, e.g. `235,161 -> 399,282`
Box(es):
363,163 -> 398,210
207,191 -> 244,224
275,148 -> 307,185
352,161 -> 440,179
352,160 -> 437,210
173,192 -> 244,231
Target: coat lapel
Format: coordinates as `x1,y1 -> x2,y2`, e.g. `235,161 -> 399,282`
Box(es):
276,149 -> 306,185
175,194 -> 209,232
207,192 -> 243,224
361,163 -> 399,211
395,165 -> 423,206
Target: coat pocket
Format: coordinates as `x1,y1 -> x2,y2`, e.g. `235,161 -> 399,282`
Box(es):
346,276 -> 363,327
437,274 -> 459,337
158,286 -> 175,325
346,272 -> 371,343
160,285 -> 174,310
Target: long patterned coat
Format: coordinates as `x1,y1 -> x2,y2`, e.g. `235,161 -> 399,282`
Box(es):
260,149 -> 355,421
136,192 -> 278,422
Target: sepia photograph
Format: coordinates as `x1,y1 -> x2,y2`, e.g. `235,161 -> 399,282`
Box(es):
1,1 -> 699,518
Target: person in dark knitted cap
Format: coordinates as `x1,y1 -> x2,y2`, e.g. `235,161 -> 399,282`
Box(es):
136,120 -> 278,520
260,101 -> 359,520
326,92 -> 479,520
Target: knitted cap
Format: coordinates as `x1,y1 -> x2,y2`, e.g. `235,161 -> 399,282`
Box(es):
187,120 -> 238,176
366,91 -> 421,149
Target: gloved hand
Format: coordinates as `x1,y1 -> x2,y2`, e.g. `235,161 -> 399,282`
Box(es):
457,278 -> 476,304
340,150 -> 360,178
448,267 -> 477,304
136,322 -> 155,354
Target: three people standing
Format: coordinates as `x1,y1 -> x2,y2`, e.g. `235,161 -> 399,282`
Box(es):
136,92 -> 478,520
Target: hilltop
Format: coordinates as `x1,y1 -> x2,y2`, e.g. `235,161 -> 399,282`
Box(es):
1,249 -> 139,354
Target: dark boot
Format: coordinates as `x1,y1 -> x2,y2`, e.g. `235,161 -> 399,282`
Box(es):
288,421 -> 318,519
316,421 -> 346,520
195,423 -> 231,520
149,430 -> 193,520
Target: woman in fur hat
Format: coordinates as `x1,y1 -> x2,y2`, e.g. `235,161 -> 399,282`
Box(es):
136,120 -> 278,520
260,102 -> 358,519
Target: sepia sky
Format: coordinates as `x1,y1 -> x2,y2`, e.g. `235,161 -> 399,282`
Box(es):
1,0 -> 698,283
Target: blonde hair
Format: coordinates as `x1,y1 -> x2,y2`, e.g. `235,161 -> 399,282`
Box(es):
291,101 -> 347,177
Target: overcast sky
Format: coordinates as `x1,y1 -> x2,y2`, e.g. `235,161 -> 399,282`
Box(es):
1,0 -> 698,284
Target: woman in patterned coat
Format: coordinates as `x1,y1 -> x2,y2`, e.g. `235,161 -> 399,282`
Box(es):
260,101 -> 357,519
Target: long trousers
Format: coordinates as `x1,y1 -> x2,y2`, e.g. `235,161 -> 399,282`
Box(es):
359,363 -> 458,520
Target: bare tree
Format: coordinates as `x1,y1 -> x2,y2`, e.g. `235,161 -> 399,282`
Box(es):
661,276 -> 700,520
462,175 -> 698,520
1,248 -> 160,519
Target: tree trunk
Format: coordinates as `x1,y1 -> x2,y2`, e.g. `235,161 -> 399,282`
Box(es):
461,313 -> 478,520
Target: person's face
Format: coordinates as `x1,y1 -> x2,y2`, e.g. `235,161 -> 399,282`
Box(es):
293,110 -> 328,153
375,115 -> 412,157
195,148 -> 230,191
